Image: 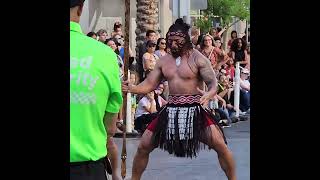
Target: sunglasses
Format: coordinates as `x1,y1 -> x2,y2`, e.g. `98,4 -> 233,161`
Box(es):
148,45 -> 156,48
160,42 -> 166,45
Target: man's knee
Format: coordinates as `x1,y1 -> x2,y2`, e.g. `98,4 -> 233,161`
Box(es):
212,140 -> 230,156
107,137 -> 117,149
137,142 -> 153,155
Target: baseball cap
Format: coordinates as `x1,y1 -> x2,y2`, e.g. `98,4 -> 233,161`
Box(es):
70,0 -> 85,8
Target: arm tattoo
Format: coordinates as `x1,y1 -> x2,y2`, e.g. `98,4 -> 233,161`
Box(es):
196,55 -> 217,90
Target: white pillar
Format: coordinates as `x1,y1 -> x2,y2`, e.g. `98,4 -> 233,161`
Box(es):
246,20 -> 249,43
234,62 -> 240,117
126,70 -> 132,133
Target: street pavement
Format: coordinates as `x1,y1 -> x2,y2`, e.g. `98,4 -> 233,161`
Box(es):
112,120 -> 250,180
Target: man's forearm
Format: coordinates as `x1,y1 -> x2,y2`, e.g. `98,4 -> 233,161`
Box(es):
206,81 -> 218,98
103,112 -> 118,137
130,80 -> 155,95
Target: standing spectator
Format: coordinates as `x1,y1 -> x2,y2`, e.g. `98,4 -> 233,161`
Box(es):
200,34 -> 224,69
70,1 -> 122,180
209,27 -> 217,37
87,31 -> 97,40
111,21 -> 123,38
105,38 -> 124,79
97,29 -> 108,43
191,26 -> 200,47
142,40 -> 159,79
137,30 -> 157,83
245,45 -> 250,70
155,38 -> 167,58
195,33 -> 205,50
211,27 -> 227,38
214,36 -> 229,69
230,38 -> 249,68
227,30 -> 238,50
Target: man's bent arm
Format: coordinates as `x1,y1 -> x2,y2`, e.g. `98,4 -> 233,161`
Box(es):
130,62 -> 163,95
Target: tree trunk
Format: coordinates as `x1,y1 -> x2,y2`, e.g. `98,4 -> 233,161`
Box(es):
121,0 -> 130,179
135,0 -> 159,62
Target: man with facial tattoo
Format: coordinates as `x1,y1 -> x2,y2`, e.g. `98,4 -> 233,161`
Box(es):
122,18 -> 236,180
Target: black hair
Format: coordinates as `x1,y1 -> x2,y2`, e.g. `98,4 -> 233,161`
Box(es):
231,30 -> 237,39
214,36 -> 221,41
105,38 -> 120,55
156,38 -> 167,51
166,18 -> 193,50
86,32 -> 97,37
230,38 -> 247,52
113,24 -> 121,32
146,30 -> 156,37
70,0 -> 85,8
197,33 -> 205,46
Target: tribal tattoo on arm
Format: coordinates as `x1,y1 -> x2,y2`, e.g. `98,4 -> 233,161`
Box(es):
195,53 -> 218,92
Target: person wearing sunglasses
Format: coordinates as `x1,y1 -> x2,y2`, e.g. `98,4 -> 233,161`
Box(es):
155,38 -> 167,58
142,40 -> 159,80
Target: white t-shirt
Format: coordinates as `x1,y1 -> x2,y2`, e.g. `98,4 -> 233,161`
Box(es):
240,79 -> 250,92
135,96 -> 162,118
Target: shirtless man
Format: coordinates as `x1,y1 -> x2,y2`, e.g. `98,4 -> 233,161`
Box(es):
122,18 -> 236,180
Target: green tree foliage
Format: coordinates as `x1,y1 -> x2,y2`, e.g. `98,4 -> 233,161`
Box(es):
196,0 -> 250,33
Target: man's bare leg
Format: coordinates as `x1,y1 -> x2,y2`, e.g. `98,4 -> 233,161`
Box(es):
204,125 -> 236,180
107,137 -> 121,180
131,130 -> 154,180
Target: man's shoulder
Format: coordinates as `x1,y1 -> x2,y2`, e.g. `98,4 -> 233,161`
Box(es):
192,49 -> 210,65
193,48 -> 205,58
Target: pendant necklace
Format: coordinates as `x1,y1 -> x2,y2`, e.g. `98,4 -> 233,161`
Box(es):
176,56 -> 181,66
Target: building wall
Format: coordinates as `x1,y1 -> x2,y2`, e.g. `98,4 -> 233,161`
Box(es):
79,0 -> 137,55
160,0 -> 173,37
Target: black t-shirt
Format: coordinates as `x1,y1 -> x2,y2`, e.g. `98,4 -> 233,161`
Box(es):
234,49 -> 246,68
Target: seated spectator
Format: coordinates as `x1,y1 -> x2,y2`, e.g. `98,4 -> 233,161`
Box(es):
239,68 -> 250,112
228,68 -> 250,117
134,91 -> 165,133
218,75 -> 239,123
154,83 -> 167,108
224,59 -> 235,81
130,71 -> 139,133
